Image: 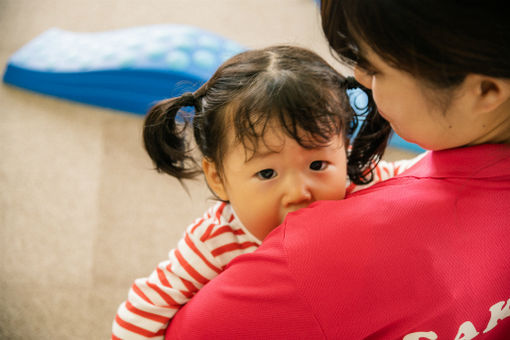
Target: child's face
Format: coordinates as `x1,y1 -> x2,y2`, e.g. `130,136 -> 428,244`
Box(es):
204,124 -> 347,240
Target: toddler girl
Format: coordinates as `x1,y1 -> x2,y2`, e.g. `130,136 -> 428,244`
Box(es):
112,45 -> 421,339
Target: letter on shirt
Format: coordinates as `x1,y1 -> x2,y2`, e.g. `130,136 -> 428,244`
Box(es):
403,331 -> 438,340
484,298 -> 510,333
454,321 -> 479,340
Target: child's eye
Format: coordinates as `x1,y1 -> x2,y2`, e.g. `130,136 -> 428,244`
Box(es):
310,160 -> 328,171
256,169 -> 276,180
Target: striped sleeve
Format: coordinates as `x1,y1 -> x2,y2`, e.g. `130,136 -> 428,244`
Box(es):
112,202 -> 261,339
346,152 -> 427,194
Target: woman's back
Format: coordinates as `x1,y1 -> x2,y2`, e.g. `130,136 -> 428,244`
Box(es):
166,144 -> 510,338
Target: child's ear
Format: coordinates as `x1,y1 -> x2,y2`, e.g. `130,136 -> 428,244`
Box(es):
202,158 -> 229,201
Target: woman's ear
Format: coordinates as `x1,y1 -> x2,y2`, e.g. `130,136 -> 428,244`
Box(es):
202,158 -> 229,201
466,74 -> 510,114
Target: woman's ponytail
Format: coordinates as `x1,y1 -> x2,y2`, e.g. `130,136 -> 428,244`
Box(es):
143,92 -> 201,180
344,77 -> 392,185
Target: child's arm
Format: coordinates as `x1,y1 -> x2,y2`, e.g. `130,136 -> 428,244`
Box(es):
346,152 -> 427,194
112,202 -> 260,339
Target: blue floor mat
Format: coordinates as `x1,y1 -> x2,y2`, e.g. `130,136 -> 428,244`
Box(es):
2,25 -> 246,115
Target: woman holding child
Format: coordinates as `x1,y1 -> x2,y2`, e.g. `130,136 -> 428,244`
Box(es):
164,1 -> 510,339
115,0 -> 510,339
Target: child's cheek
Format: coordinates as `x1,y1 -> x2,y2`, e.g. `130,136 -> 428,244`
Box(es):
243,209 -> 282,241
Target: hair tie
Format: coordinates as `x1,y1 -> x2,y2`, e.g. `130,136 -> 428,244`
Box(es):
180,92 -> 196,107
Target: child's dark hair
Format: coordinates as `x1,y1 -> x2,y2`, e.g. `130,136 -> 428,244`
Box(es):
143,45 -> 389,186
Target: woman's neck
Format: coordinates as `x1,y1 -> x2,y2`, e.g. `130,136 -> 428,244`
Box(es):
468,98 -> 510,146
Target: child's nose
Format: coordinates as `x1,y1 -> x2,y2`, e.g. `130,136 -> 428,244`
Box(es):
282,176 -> 312,207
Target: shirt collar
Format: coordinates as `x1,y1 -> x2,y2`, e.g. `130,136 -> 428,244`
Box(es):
403,144 -> 510,179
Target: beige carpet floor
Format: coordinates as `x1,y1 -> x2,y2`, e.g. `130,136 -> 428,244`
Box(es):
0,1 -> 417,338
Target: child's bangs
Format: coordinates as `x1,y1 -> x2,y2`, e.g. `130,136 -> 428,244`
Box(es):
230,84 -> 344,158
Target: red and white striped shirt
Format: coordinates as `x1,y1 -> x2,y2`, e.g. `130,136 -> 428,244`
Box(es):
112,155 -> 424,339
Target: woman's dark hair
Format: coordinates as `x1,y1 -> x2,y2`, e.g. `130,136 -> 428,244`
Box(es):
143,45 -> 388,186
320,0 -> 510,87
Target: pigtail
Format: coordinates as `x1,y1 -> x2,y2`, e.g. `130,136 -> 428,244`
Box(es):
143,92 -> 201,180
344,77 -> 392,185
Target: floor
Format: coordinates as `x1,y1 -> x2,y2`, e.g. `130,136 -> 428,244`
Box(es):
0,1 -> 417,338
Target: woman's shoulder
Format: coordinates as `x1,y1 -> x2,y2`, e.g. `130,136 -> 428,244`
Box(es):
283,171 -> 455,245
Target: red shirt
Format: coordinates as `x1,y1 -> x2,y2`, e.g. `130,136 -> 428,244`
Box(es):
166,144 -> 510,339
